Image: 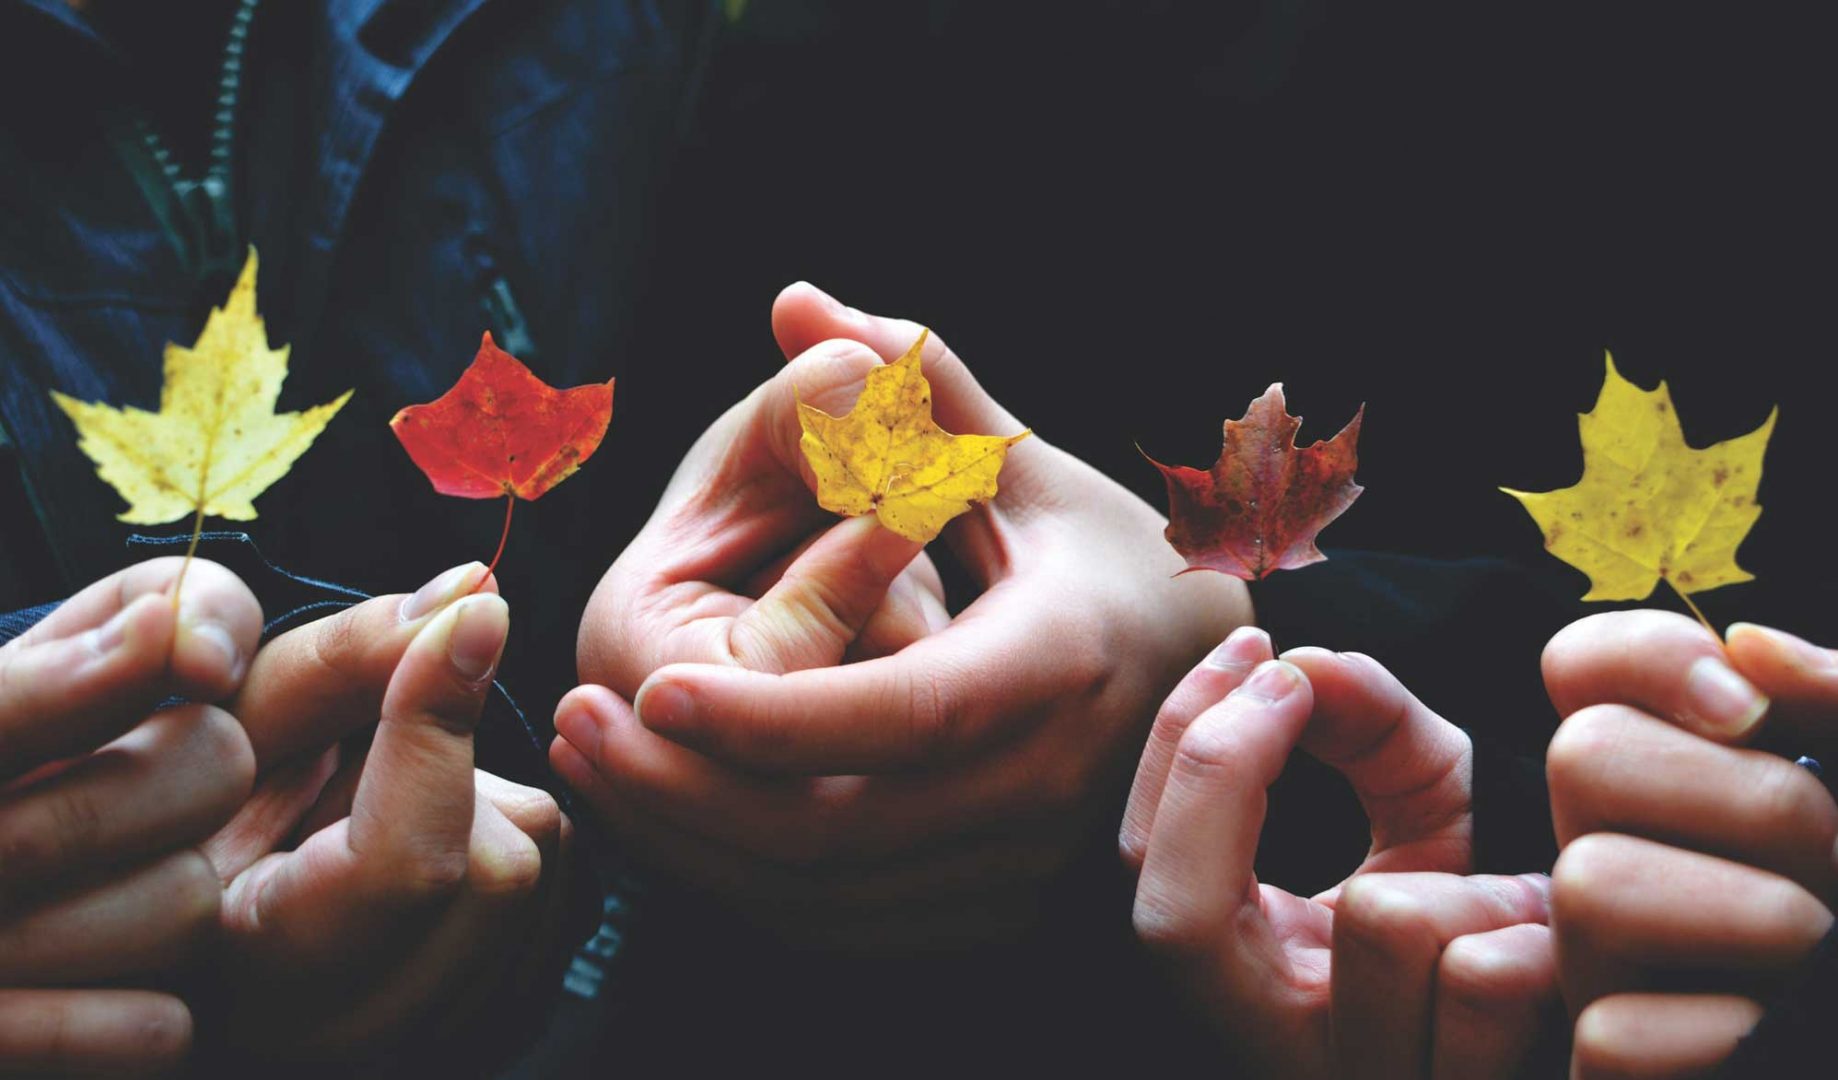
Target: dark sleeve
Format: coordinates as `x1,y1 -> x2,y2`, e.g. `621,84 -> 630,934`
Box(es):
1250,551 -> 1582,873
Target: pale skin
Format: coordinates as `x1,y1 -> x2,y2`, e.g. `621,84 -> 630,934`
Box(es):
1122,630 -> 1563,1079
0,556 -> 573,1075
558,282 -> 1250,946
1542,610 -> 1838,1079
195,562 -> 575,1067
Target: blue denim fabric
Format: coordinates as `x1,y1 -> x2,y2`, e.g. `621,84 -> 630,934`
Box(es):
0,0 -> 718,727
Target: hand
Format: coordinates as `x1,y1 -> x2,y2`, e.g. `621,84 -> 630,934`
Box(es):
0,558 -> 260,1076
1125,629 -> 1560,1079
194,564 -> 574,1066
558,284 -> 1250,947
1543,611 -> 1838,1079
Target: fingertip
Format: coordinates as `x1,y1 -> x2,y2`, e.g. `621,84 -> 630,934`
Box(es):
1204,624 -> 1272,670
772,281 -> 862,355
400,562 -> 492,623
554,686 -> 620,764
441,592 -> 509,688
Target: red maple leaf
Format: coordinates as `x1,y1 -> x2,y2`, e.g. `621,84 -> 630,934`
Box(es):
1145,384 -> 1363,580
391,332 -> 614,575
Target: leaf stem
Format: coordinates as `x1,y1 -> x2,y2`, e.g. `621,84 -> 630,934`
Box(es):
482,494 -> 515,586
1665,576 -> 1716,635
171,504 -> 206,611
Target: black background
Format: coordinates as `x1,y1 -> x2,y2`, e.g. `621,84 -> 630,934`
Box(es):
622,0 -> 1836,639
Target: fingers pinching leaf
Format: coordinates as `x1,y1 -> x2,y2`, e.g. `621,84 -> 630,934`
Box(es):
796,330 -> 1030,543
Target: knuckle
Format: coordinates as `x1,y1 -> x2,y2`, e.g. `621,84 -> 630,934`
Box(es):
472,834 -> 544,898
1545,706 -> 1630,799
1571,997 -> 1635,1076
1752,761 -> 1837,842
1335,877 -> 1436,952
1551,834 -> 1635,928
1438,934 -> 1532,1008
397,847 -> 472,901
1131,892 -> 1209,957
1167,718 -> 1240,784
900,667 -> 955,757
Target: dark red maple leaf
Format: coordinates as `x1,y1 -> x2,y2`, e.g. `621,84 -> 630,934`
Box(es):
1145,384 -> 1363,580
391,332 -> 614,575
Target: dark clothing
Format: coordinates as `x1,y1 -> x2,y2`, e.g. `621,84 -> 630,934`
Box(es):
2,1 -> 1821,1075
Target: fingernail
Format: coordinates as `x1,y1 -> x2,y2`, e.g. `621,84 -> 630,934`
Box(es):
1206,625 -> 1270,669
1520,872 -> 1553,902
1237,659 -> 1301,703
636,681 -> 695,731
446,594 -> 508,684
179,611 -> 245,683
401,562 -> 488,622
1683,655 -> 1769,736
1730,622 -> 1837,671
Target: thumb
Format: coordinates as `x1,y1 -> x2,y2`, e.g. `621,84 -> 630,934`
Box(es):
771,282 -> 1027,448
726,516 -> 923,674
1282,648 -> 1474,872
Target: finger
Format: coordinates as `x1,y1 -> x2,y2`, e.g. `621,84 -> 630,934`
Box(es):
1330,872 -> 1551,1080
842,556 -> 952,662
631,589 -> 1091,773
347,594 -> 505,893
727,516 -> 924,673
1431,923 -> 1562,1080
1282,648 -> 1473,869
0,990 -> 191,1077
0,850 -> 219,985
559,685 -> 1093,867
1572,993 -> 1762,1080
1551,834 -> 1833,1009
8,557 -> 261,702
1132,662 -> 1313,994
771,283 -> 1026,444
1120,625 -> 1273,871
330,798 -> 543,1052
1546,704 -> 1838,899
0,705 -> 253,906
230,562 -> 491,769
552,736 -> 1065,945
1725,622 -> 1838,751
201,746 -> 339,882
743,539 -> 948,662
1543,610 -> 1768,742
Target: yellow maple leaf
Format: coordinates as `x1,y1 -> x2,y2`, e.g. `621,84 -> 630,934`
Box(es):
797,330 -> 1030,543
1502,353 -> 1775,615
51,250 -> 351,582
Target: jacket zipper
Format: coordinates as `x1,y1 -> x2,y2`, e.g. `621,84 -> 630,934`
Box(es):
103,0 -> 261,287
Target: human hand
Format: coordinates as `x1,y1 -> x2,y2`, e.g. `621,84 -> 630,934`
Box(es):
0,558 -> 260,1076
1126,629 -> 1559,1079
1543,611 -> 1837,1078
558,283 -> 1250,946
195,564 -> 574,1066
